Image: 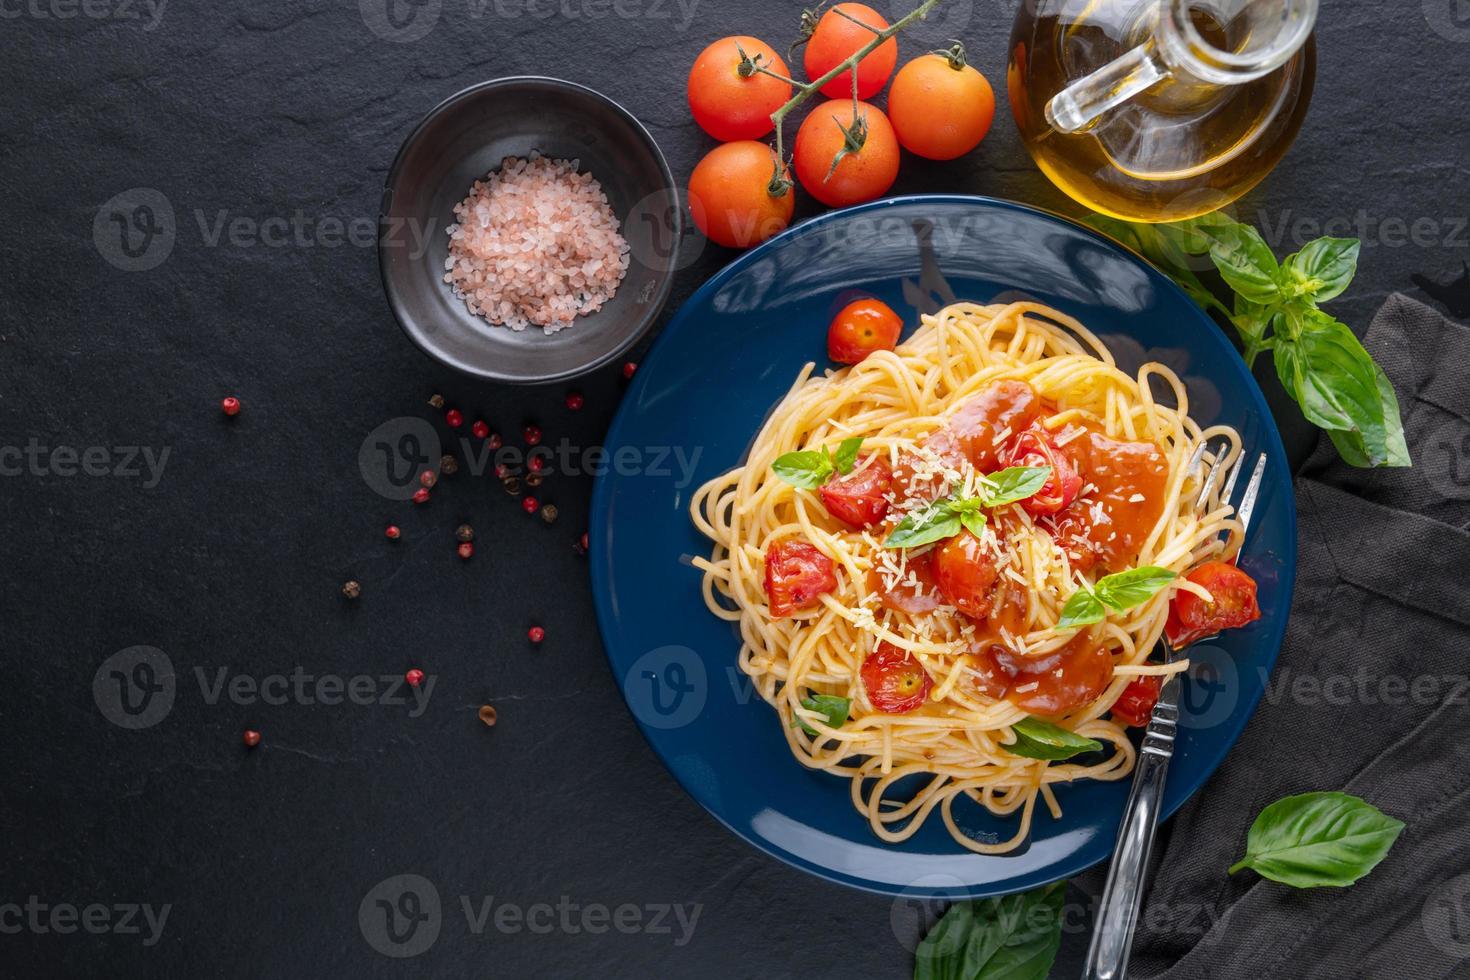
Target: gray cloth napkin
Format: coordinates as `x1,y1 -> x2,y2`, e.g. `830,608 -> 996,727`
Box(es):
1080,294 -> 1470,980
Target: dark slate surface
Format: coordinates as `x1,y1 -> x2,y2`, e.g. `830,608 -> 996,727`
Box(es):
2,1 -> 1467,976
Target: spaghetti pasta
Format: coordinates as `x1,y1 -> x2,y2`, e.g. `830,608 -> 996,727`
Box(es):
690,300 -> 1246,854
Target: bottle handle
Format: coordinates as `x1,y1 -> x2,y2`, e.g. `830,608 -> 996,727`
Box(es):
1044,40 -> 1170,134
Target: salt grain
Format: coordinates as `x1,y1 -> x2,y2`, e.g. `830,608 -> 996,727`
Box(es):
444,155 -> 630,335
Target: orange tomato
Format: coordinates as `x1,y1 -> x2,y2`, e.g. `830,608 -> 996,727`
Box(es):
687,141 -> 795,249
887,51 -> 995,160
792,100 -> 900,207
827,297 -> 901,363
803,3 -> 897,100
687,36 -> 792,142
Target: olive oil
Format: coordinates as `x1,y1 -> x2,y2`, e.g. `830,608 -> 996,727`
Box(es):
1009,2 -> 1316,222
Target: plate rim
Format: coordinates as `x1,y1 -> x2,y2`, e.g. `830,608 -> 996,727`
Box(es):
589,193 -> 1298,898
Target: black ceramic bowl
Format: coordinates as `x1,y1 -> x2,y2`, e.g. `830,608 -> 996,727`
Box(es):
378,77 -> 680,384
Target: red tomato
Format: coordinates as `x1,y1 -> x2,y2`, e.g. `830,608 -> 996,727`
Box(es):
932,531 -> 999,619
1000,635 -> 1112,716
819,456 -> 892,527
803,3 -> 897,100
792,99 -> 900,207
868,549 -> 942,613
763,539 -> 837,617
687,36 -> 792,141
1165,561 -> 1262,647
687,142 -> 795,249
861,642 -> 932,713
1111,675 -> 1163,727
887,50 -> 995,160
1004,427 -> 1082,516
828,298 -> 902,364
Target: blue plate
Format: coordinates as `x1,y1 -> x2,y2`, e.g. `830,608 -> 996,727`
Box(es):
590,196 -> 1296,898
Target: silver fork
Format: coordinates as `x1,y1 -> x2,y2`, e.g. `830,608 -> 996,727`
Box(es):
1081,445 -> 1267,980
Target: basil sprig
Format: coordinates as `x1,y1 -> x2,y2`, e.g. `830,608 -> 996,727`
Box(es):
791,694 -> 851,737
1229,791 -> 1404,888
1090,212 -> 1408,468
1056,566 -> 1177,629
1005,718 -> 1102,761
771,436 -> 864,489
913,881 -> 1066,980
882,466 -> 1050,549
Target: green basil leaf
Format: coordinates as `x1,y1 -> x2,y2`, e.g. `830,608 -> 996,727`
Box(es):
1228,791 -> 1404,888
1056,586 -> 1106,629
1327,359 -> 1411,468
884,500 -> 962,549
913,882 -> 1066,980
1283,237 -> 1359,303
1274,311 -> 1408,467
958,510 -> 988,539
794,694 -> 851,736
771,449 -> 833,489
1006,718 -> 1104,761
831,436 -> 864,475
1093,566 -> 1177,611
1208,222 -> 1284,305
977,466 -> 1052,508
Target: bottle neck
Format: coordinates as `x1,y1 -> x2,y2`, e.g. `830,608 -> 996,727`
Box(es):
1155,0 -> 1317,86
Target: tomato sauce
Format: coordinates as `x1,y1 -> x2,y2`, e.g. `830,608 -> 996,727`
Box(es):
1048,431 -> 1169,572
969,634 -> 1112,716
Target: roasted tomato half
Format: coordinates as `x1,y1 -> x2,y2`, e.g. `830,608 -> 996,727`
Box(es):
861,642 -> 933,713
827,298 -> 903,364
1004,427 -> 1082,516
868,548 -> 943,613
932,531 -> 999,619
819,456 -> 892,528
763,539 -> 838,617
1110,675 -> 1163,727
1165,561 -> 1262,647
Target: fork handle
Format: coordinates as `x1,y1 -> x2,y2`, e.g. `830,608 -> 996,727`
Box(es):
1081,680 -> 1180,980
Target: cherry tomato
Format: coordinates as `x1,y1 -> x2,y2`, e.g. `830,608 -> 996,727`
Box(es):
1000,635 -> 1112,716
1110,675 -> 1163,727
887,50 -> 995,160
687,36 -> 793,141
930,379 -> 1043,471
764,538 -> 837,617
828,298 -> 902,364
1165,561 -> 1262,647
819,456 -> 892,528
803,3 -> 897,100
868,548 -> 942,613
861,642 -> 932,713
932,531 -> 999,619
1004,427 -> 1082,516
792,100 -> 900,207
688,142 -> 795,249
